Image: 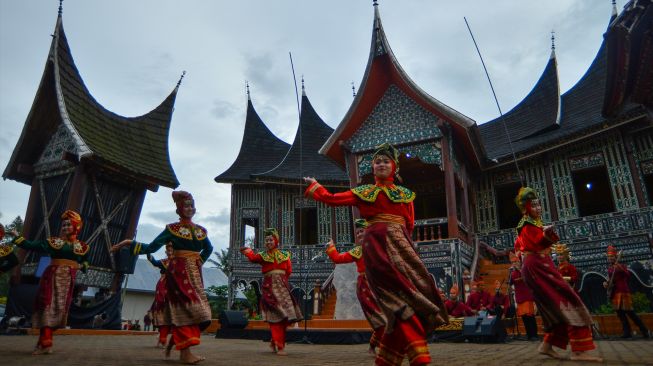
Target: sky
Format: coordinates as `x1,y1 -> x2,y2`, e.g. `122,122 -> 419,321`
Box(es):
0,0 -> 621,257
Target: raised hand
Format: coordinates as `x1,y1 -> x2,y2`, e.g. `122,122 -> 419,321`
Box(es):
303,177 -> 316,185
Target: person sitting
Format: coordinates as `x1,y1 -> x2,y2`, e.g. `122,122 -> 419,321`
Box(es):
445,284 -> 473,318
466,280 -> 491,314
488,280 -> 510,318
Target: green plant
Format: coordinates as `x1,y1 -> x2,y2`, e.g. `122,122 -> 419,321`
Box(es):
632,292 -> 651,313
595,303 -> 614,315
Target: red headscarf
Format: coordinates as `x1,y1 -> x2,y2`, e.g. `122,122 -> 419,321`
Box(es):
61,210 -> 82,236
172,191 -> 194,217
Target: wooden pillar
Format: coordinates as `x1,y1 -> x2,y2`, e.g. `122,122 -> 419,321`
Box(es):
440,124 -> 459,238
11,177 -> 42,283
543,156 -> 559,222
343,142 -> 361,220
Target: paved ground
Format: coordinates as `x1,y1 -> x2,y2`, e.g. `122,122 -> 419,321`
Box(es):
0,334 -> 651,365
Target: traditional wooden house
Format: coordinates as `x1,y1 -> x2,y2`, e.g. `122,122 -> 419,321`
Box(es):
219,1 -> 653,312
2,4 -> 181,321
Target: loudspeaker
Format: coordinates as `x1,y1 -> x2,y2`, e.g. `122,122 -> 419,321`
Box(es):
114,246 -> 138,274
218,310 -> 248,329
463,312 -> 505,342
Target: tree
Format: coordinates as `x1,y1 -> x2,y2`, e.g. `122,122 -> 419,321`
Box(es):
6,216 -> 23,236
207,248 -> 233,278
206,285 -> 229,318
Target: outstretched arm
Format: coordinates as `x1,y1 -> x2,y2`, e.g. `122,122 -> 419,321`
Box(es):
240,247 -> 263,264
304,178 -> 357,206
325,240 -> 354,264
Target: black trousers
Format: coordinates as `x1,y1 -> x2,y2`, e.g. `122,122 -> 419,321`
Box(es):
616,310 -> 649,337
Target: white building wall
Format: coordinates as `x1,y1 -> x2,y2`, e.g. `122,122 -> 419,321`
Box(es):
121,291 -> 154,324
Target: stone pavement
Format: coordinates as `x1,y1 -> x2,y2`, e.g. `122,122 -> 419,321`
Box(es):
0,334 -> 651,365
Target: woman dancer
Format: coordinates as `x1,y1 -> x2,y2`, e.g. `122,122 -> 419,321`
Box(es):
305,143 -> 447,366
146,241 -> 174,349
514,187 -> 601,361
11,210 -> 89,355
325,219 -> 386,355
240,228 -> 303,356
113,191 -> 212,365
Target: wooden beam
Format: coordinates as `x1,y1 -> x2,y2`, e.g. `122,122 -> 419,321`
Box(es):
65,164 -> 88,212
543,155 -> 559,222
622,131 -> 647,208
440,124 -> 459,238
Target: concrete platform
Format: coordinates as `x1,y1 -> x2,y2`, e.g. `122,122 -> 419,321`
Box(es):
0,334 -> 651,365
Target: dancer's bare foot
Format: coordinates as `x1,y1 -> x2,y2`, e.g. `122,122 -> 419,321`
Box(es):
538,342 -> 563,359
269,342 -> 277,353
570,352 -> 603,362
157,341 -> 165,349
179,349 -> 204,364
368,347 -> 377,357
32,346 -> 52,355
276,349 -> 288,356
165,343 -> 174,358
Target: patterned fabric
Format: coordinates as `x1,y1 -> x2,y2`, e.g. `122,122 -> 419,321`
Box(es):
351,184 -> 416,203
166,256 -> 211,329
259,249 -> 291,263
364,222 -> 447,334
166,223 -> 208,240
348,246 -> 363,260
260,272 -> 303,323
33,264 -> 77,329
357,273 -> 387,330
151,273 -> 171,326
376,315 -> 430,366
0,243 -> 13,257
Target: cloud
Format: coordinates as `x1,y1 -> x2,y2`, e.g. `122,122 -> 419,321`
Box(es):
211,99 -> 238,119
146,210 -> 178,224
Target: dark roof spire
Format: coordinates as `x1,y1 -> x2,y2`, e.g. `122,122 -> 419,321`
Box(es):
550,30 -> 556,58
351,82 -> 356,97
612,0 -> 618,17
175,70 -> 186,89
58,0 -> 63,16
373,0 -> 378,6
301,75 -> 306,96
246,80 -> 250,100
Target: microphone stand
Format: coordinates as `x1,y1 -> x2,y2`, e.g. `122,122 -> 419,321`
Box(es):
294,253 -> 323,345
507,267 -> 523,340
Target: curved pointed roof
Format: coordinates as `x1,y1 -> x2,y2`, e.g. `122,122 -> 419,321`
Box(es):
320,4 -> 484,168
252,92 -> 349,185
214,97 -> 290,183
3,12 -> 179,188
479,52 -> 561,160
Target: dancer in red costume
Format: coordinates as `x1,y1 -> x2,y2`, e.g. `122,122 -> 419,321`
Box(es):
304,143 -> 447,366
11,210 -> 89,355
508,252 -> 538,341
240,228 -> 303,356
146,241 -> 174,349
325,219 -> 386,356
604,245 -> 650,338
113,191 -> 212,365
488,280 -> 510,318
514,187 -> 601,361
444,284 -> 473,317
553,243 -> 579,291
0,223 -> 20,274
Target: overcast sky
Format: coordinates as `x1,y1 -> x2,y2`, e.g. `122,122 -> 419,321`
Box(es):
0,0 -> 621,257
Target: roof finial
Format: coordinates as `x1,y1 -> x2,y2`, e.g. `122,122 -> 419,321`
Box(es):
373,0 -> 378,6
611,0 -> 618,17
58,0 -> 63,16
176,70 -> 186,88
246,80 -> 250,100
351,82 -> 356,98
301,75 -> 306,96
551,30 -> 555,51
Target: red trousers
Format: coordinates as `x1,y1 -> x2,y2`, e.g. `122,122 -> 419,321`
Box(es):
376,315 -> 430,366
38,327 -> 53,348
269,321 -> 288,350
543,324 -> 595,352
172,325 -> 201,350
158,325 -> 171,345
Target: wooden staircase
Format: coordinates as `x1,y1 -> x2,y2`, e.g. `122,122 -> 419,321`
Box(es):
477,258 -> 511,290
312,291 -> 337,320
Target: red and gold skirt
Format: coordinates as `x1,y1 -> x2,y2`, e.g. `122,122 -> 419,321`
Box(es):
363,221 -> 447,334
521,252 -> 592,331
357,273 -> 386,330
261,270 -> 303,324
33,261 -> 77,329
151,274 -> 171,326
166,253 -> 211,329
611,292 -> 633,311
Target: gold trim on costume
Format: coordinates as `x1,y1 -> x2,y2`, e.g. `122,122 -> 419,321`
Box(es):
263,269 -> 286,276
50,258 -> 80,269
174,250 -> 201,259
368,213 -> 406,226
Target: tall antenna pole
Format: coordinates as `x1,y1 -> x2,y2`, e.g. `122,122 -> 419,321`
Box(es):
464,17 -> 524,186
